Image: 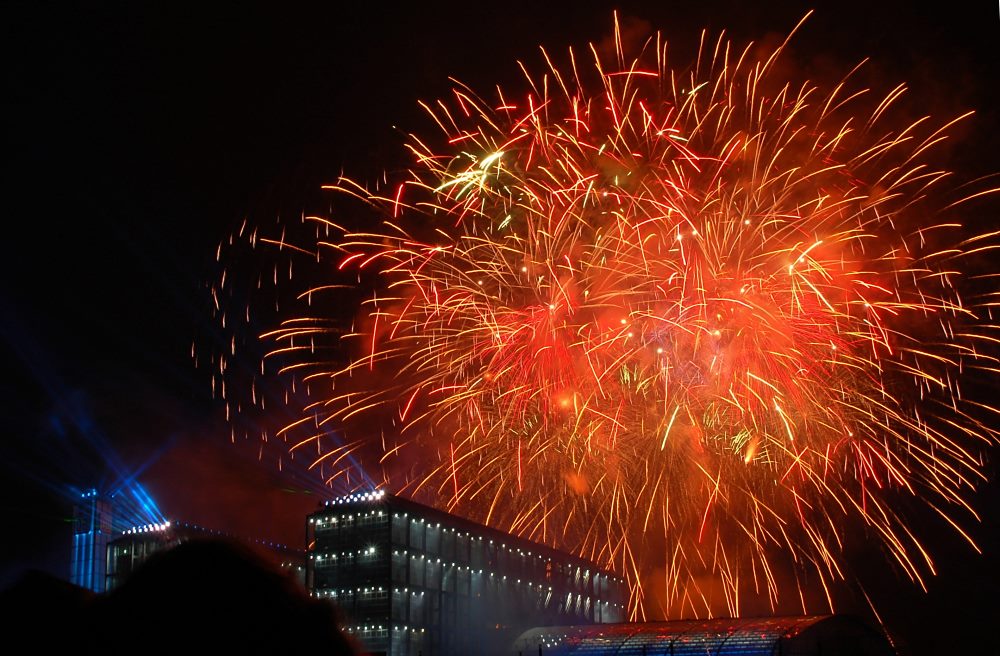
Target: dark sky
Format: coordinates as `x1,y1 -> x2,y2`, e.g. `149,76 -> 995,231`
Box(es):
3,1 -> 998,653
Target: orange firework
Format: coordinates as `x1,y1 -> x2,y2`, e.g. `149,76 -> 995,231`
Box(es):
213,14 -> 999,619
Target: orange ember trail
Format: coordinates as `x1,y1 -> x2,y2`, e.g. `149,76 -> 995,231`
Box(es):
214,13 -> 1000,620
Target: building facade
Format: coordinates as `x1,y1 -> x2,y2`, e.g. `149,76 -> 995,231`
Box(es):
70,489 -> 114,592
69,484 -> 168,593
307,491 -> 626,656
105,521 -> 306,590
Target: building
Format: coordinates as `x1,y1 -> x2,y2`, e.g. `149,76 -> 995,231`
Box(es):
105,520 -> 306,590
69,483 -> 167,593
70,489 -> 114,592
512,616 -> 895,656
307,490 -> 627,656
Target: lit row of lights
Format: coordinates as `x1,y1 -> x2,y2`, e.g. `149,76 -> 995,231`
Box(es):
312,510 -> 385,527
386,545 -> 615,589
320,585 -> 621,611
416,532 -> 539,557
313,546 -> 378,561
324,489 -> 386,506
320,586 -> 386,594
387,513 -> 621,584
312,506 -> 623,585
123,521 -> 171,535
313,532 -> 621,587
343,625 -> 426,634
395,553 -> 478,571
119,520 -> 297,552
172,521 -> 295,551
319,589 -> 388,601
318,582 -> 619,609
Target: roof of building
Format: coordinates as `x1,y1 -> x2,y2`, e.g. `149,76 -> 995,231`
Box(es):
110,520 -> 305,555
513,615 -> 895,656
312,491 -> 623,582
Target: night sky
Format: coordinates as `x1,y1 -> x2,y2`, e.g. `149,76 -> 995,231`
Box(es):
3,2 -> 998,653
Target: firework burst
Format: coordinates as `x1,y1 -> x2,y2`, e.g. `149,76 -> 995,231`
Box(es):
213,14 -> 1000,618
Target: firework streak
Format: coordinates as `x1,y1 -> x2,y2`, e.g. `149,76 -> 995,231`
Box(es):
215,16 -> 1000,618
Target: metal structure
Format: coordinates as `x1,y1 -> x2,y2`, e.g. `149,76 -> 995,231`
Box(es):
105,520 -> 305,590
70,489 -> 114,592
512,616 -> 895,656
307,491 -> 627,656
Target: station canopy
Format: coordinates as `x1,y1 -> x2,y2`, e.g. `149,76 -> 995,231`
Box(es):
513,615 -> 894,656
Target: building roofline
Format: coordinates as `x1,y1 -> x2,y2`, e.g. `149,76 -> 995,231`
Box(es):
513,615 -> 895,655
310,492 -> 623,581
110,520 -> 306,555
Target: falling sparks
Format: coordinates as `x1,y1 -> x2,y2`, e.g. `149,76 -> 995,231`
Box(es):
212,14 -> 999,620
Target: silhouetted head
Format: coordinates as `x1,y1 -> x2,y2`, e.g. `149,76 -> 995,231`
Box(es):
0,570 -> 93,650
94,539 -> 356,654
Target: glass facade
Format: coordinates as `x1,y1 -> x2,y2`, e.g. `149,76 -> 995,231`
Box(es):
514,616 -> 895,656
308,492 -> 627,656
104,521 -> 306,591
105,529 -> 170,590
70,490 -> 113,592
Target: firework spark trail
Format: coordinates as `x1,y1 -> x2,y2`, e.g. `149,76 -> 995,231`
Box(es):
213,15 -> 1000,619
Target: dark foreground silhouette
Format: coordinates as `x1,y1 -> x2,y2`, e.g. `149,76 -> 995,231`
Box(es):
2,539 -> 358,655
